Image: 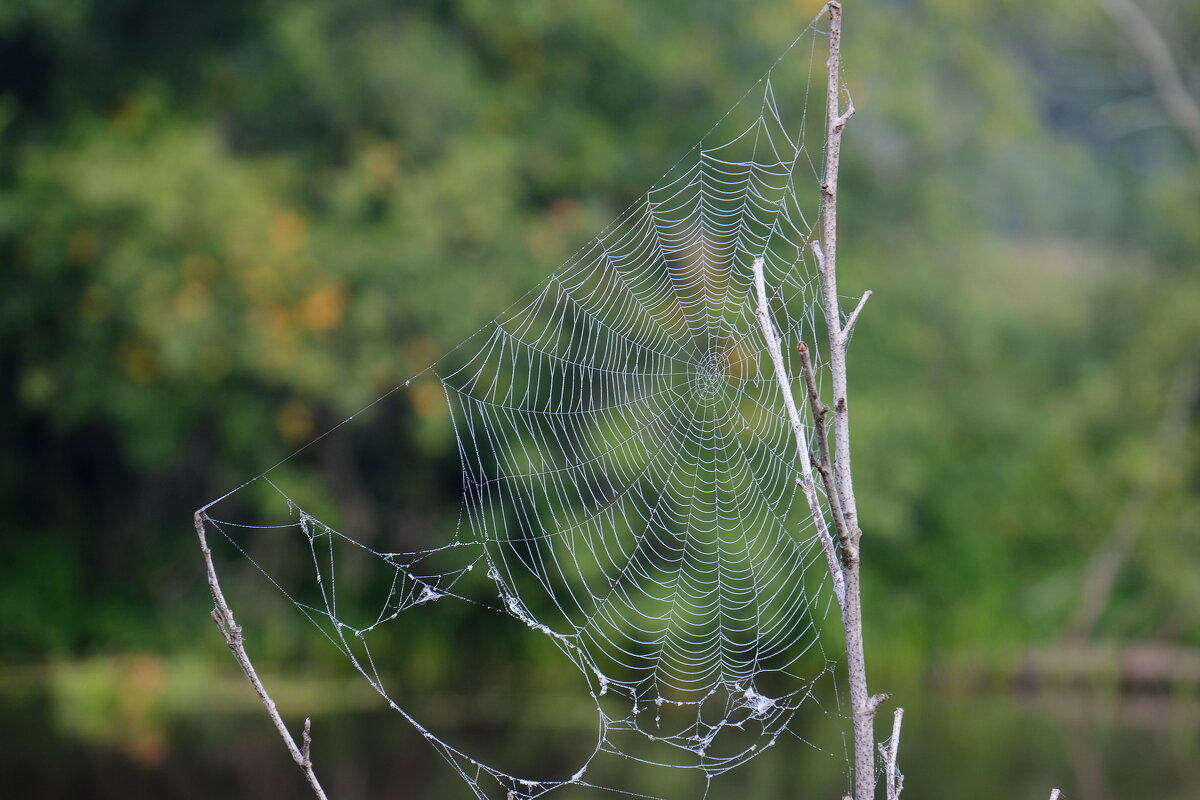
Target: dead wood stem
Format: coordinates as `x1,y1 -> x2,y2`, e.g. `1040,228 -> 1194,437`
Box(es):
813,5 -> 879,799
797,340 -> 852,550
753,258 -> 846,609
881,707 -> 904,800
195,510 -> 329,800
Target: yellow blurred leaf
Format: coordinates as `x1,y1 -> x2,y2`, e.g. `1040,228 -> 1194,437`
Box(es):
172,282 -> 212,323
268,209 -> 307,254
301,283 -> 347,334
276,399 -> 315,443
411,380 -> 448,422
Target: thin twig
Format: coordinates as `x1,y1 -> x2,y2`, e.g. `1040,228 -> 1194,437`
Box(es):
797,340 -> 852,551
752,257 -> 846,610
843,290 -> 873,341
881,707 -> 904,800
1049,789 -> 1062,800
808,240 -> 861,536
195,510 -> 330,800
867,692 -> 891,718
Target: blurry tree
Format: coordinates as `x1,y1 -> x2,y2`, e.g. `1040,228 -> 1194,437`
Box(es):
842,0 -> 1200,664
0,0 -> 1197,672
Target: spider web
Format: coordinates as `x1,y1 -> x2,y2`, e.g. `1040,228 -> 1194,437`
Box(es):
201,13 -> 853,800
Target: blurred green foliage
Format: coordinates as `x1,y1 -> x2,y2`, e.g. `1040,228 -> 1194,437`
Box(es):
0,0 -> 1197,675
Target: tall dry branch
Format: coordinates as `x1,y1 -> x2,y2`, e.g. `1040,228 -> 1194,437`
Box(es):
753,5 -> 897,799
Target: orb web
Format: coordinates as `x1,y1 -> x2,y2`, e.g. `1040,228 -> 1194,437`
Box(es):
201,12 -> 853,799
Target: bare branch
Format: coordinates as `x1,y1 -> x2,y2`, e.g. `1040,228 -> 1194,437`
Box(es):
195,510 -> 330,800
836,101 -> 857,129
1049,790 -> 1062,800
843,291 -> 873,341
797,340 -> 853,551
816,6 -> 878,800
1099,0 -> 1200,157
752,258 -> 846,609
813,16 -> 864,541
810,241 -> 874,372
883,707 -> 905,800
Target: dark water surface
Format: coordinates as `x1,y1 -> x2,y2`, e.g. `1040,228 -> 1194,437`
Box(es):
3,673 -> 1198,800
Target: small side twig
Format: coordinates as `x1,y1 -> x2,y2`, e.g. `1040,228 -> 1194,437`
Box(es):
866,692 -> 891,718
878,706 -> 904,800
195,510 -> 329,800
809,238 -> 871,541
796,340 -> 852,552
843,289 -> 873,342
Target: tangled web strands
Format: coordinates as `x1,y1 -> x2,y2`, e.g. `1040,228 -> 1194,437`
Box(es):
203,15 -> 852,800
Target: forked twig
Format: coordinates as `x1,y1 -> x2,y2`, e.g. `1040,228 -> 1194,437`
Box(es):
195,510 -> 329,799
754,6 -> 884,800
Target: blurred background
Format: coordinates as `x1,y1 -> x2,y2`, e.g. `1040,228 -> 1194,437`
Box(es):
1,0 -> 1198,797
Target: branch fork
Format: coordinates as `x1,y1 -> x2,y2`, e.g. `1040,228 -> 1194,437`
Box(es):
751,5 -> 888,799
810,241 -> 872,348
